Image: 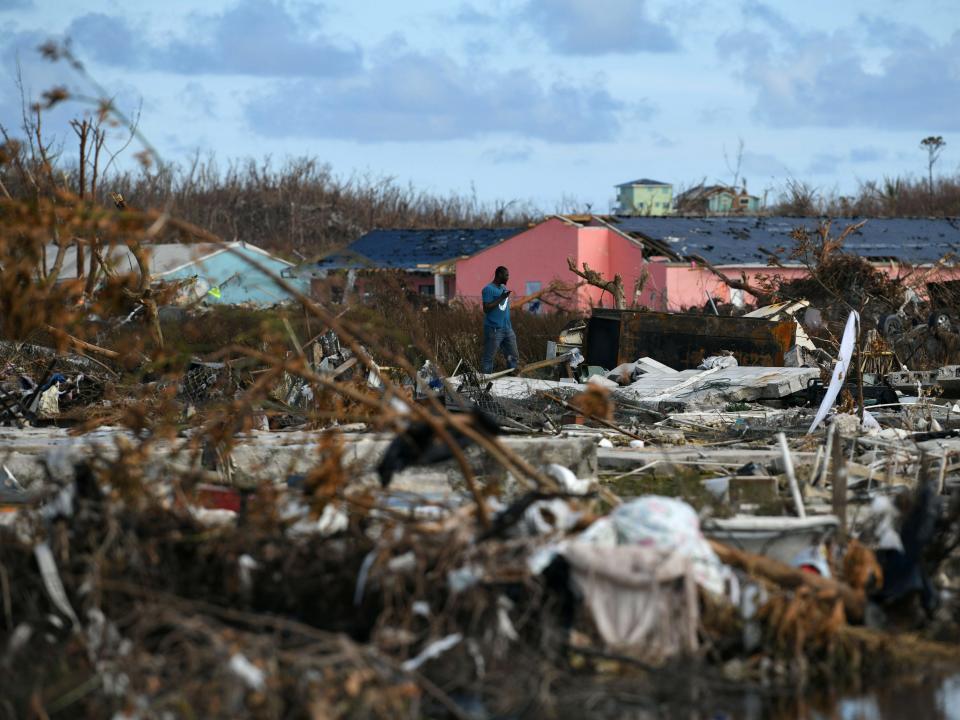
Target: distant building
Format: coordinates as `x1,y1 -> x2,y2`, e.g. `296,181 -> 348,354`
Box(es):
675,184 -> 762,215
293,227 -> 526,301
45,241 -> 307,305
614,178 -> 673,216
295,216 -> 960,314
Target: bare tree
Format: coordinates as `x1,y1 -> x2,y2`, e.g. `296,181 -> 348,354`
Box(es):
723,138 -> 745,190
921,136 -> 946,197
566,257 -> 625,309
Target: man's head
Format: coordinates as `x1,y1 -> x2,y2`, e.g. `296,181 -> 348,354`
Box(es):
494,266 -> 509,284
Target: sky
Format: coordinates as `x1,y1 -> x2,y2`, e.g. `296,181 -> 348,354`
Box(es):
0,0 -> 958,212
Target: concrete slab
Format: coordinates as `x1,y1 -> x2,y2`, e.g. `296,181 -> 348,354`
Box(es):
614,366 -> 819,411
0,427 -> 598,494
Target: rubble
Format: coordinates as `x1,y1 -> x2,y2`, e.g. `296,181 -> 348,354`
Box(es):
5,293 -> 960,718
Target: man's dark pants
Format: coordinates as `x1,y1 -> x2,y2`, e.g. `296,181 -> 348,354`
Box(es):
481,326 -> 519,373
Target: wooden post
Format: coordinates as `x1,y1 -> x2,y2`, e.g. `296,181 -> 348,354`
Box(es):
831,432 -> 848,539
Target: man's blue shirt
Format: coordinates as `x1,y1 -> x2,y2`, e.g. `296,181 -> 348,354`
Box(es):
482,282 -> 511,329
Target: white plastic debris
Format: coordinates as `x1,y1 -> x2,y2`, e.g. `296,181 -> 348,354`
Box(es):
867,496 -> 905,552
698,355 -> 738,370
40,484 -> 76,521
447,565 -> 483,594
387,551 -> 417,573
35,384 -> 60,419
288,503 -> 349,538
238,554 -> 259,593
587,375 -> 619,389
496,597 -> 519,642
354,549 -> 378,605
790,545 -> 832,578
544,463 -> 591,495
2,465 -> 23,491
412,601 -> 430,617
524,499 -> 580,535
402,633 -> 463,672
610,496 -> 727,595
567,347 -> 584,368
628,439 -> 645,448
229,653 -> 266,692
34,541 -> 79,626
597,438 -> 614,449
808,310 -> 859,434
703,476 -> 730,500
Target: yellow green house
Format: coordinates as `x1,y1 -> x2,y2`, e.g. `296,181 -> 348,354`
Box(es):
614,178 -> 673,216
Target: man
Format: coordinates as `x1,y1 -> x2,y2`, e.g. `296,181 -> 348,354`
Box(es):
481,266 -> 545,374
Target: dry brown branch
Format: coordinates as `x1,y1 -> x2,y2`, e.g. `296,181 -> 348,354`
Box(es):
565,257 -> 625,309
688,253 -> 772,306
709,539 -> 865,622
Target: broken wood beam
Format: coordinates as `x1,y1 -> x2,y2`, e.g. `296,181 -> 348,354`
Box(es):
709,539 -> 865,622
44,325 -> 120,359
831,432 -> 848,538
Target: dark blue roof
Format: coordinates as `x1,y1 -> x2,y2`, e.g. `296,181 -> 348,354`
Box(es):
313,227 -> 525,271
617,178 -> 670,187
610,216 -> 960,265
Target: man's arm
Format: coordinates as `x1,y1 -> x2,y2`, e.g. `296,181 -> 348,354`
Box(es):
482,288 -> 511,312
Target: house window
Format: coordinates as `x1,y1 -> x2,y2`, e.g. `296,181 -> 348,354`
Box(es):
525,281 -> 542,314
419,284 -> 435,295
739,198 -> 749,205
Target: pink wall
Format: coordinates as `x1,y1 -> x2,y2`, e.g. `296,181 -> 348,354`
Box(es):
455,218 -> 657,312
456,217 -> 960,314
455,218 -> 581,308
661,263 -> 960,311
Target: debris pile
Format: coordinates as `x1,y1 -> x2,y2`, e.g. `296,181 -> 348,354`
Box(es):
5,239 -> 960,716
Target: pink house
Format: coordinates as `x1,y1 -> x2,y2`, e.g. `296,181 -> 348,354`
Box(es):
296,216 -> 960,314
456,215 -> 960,313
616,216 -> 960,311
455,217 -> 651,311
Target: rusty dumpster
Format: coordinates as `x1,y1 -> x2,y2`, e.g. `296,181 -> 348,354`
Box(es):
584,309 -> 796,370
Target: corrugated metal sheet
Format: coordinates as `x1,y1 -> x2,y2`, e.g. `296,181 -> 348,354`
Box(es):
314,227 -> 525,271
610,216 -> 960,265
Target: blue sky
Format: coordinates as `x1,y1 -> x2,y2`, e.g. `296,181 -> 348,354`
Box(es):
1,0 -> 957,211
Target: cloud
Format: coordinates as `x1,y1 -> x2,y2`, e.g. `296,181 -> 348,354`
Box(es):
179,81 -> 217,117
718,5 -> 960,131
65,13 -> 142,67
245,50 -> 628,143
56,2 -> 360,78
483,145 -> 532,164
849,145 -> 887,163
522,0 -> 678,55
153,0 -> 361,77
0,0 -> 34,11
0,28 -> 76,132
697,104 -> 734,126
454,4 -> 498,25
651,133 -> 676,148
806,153 -> 842,175
740,150 -> 790,177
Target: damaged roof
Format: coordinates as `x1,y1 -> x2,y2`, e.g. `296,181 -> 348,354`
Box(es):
314,227 -> 525,271
616,178 -> 671,187
611,216 -> 960,265
45,241 -> 291,279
